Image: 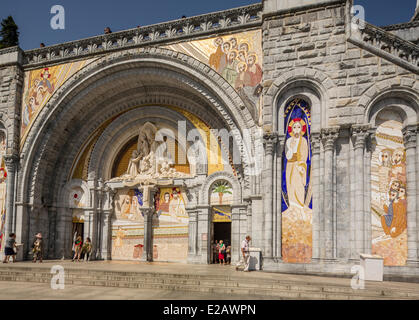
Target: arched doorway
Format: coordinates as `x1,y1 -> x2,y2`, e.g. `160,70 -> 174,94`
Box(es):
17,49 -> 255,262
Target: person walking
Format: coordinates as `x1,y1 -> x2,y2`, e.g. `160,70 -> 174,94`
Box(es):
226,244 -> 231,265
236,235 -> 251,272
32,233 -> 43,263
72,235 -> 83,262
218,240 -> 225,265
2,233 -> 17,263
82,237 -> 92,262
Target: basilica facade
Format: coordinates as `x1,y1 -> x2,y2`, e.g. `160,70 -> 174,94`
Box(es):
0,0 -> 418,279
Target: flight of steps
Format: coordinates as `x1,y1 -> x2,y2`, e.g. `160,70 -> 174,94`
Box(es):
1,266 -> 418,300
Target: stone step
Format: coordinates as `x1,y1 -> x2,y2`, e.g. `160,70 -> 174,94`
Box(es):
1,269 -> 417,300
0,274 -> 401,300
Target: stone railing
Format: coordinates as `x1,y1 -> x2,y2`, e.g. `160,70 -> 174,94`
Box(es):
349,19 -> 419,74
23,3 -> 262,67
382,20 -> 419,32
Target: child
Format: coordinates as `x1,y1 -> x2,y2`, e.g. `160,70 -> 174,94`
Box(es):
226,245 -> 231,265
2,233 -> 17,263
82,237 -> 92,262
32,233 -> 43,263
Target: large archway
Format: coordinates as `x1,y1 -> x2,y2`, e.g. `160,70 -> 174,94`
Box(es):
16,48 -> 256,260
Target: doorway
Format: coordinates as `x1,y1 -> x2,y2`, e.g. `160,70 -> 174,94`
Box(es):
72,222 -> 84,244
211,222 -> 231,264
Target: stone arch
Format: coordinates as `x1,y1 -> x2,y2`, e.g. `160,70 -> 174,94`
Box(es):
362,80 -> 419,127
264,67 -> 336,132
88,106 -> 200,181
200,171 -> 241,205
62,89 -> 224,191
58,179 -> 91,209
18,47 -> 256,208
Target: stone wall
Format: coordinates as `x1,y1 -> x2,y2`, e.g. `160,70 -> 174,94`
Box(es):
262,1 -> 418,128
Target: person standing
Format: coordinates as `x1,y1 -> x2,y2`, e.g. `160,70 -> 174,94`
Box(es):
72,235 -> 83,262
82,237 -> 92,262
32,233 -> 43,263
2,233 -> 17,263
218,240 -> 225,265
215,240 -> 220,264
236,235 -> 251,272
212,240 -> 218,264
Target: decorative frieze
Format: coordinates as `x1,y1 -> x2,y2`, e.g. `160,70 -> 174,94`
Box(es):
350,19 -> 419,73
22,4 -> 262,67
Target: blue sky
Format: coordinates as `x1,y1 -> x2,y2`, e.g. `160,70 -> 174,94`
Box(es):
0,0 -> 416,50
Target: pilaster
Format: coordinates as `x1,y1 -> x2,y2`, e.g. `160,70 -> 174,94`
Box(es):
262,132 -> 278,259
350,124 -> 370,260
321,127 -> 339,260
403,125 -> 418,265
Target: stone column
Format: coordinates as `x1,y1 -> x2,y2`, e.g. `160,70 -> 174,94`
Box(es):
14,203 -> 28,260
3,155 -> 18,238
231,205 -> 241,264
101,211 -> 112,260
187,210 -> 198,261
275,136 -> 285,259
140,208 -> 154,262
351,125 -> 369,259
311,132 -> 321,261
47,207 -> 57,259
54,207 -> 72,259
262,132 -> 277,259
197,205 -> 210,264
321,128 -> 339,260
244,198 -> 252,236
239,205 -> 248,258
403,126 -> 418,264
364,133 -> 375,254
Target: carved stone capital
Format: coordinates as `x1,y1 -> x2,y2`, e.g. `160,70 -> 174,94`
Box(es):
3,154 -> 19,171
321,127 -> 339,151
311,132 -> 321,155
140,207 -> 154,218
276,134 -> 286,153
402,126 -> 418,150
351,125 -> 370,150
263,132 -> 278,155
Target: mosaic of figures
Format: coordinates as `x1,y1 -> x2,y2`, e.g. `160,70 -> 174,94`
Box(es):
0,132 -> 6,251
112,187 -> 188,262
371,120 -> 407,266
163,30 -> 263,124
21,59 -> 96,146
281,99 -> 313,263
